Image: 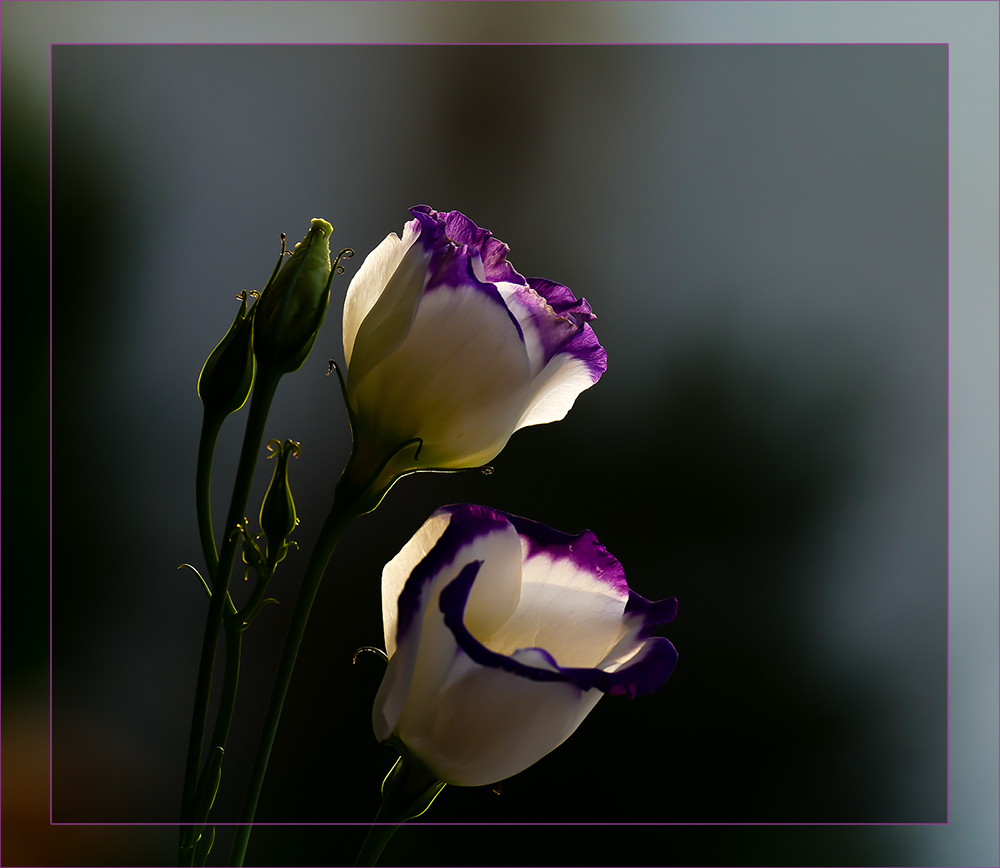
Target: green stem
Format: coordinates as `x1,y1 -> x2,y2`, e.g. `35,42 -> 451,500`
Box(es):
180,371 -> 280,861
228,486 -> 365,866
238,562 -> 275,628
195,412 -> 224,578
354,756 -> 446,867
209,617 -> 243,755
353,805 -> 403,867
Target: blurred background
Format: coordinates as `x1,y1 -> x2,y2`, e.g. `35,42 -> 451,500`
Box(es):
3,3 -> 997,867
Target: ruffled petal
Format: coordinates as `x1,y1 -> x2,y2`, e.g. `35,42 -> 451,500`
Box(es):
593,635 -> 679,698
494,279 -> 590,374
434,523 -> 676,701
488,517 -> 629,669
412,205 -> 526,288
582,592 -> 680,698
494,278 -> 606,430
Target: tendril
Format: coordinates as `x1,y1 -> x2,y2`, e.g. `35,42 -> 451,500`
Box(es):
333,247 -> 355,276
352,646 -> 389,664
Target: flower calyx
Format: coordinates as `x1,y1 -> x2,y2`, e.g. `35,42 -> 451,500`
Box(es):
380,736 -> 447,823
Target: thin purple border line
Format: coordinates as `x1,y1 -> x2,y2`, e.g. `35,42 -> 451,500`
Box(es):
47,40 -> 952,831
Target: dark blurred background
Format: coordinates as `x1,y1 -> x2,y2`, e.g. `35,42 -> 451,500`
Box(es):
4,3 -> 998,867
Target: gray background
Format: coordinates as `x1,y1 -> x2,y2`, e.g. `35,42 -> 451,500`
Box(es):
3,3 -> 997,868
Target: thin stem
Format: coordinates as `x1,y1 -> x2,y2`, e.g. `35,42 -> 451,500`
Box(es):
228,490 -> 363,866
353,755 -> 446,867
180,371 -> 280,857
353,809 -> 402,867
209,618 -> 243,755
195,412 -> 224,578
238,561 -> 274,628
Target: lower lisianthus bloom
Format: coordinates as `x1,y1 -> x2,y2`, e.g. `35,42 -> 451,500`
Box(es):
372,504 -> 678,787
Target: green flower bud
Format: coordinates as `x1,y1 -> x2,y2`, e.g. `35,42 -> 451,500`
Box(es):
252,218 -> 334,376
259,439 -> 299,563
197,291 -> 255,419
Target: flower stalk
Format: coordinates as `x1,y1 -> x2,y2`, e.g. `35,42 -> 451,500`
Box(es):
228,478 -> 365,866
181,219 -> 347,866
179,368 -> 280,866
353,750 -> 446,867
227,430 -> 430,865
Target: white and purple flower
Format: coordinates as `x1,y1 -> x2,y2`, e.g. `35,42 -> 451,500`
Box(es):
340,206 -> 606,497
372,504 -> 678,787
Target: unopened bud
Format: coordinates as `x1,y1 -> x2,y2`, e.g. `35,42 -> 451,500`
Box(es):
260,439 -> 300,562
253,219 -> 334,376
197,291 -> 255,419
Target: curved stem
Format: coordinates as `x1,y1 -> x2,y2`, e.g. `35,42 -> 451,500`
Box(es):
180,371 -> 280,856
228,490 -> 363,866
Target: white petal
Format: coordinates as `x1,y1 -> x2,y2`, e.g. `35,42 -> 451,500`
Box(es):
343,219 -> 429,378
489,548 -> 628,668
515,351 -> 600,430
343,229 -> 406,364
353,285 -> 534,468
381,510 -> 452,657
494,281 -> 547,376
373,518 -> 521,743
398,647 -> 598,786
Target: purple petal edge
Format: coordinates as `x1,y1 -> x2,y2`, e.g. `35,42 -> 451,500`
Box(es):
439,558 -> 678,698
395,505 -> 509,646
502,511 -> 628,598
508,279 -> 608,381
624,591 -> 679,639
410,205 -> 524,287
405,207 -> 607,385
528,277 -> 596,326
407,206 -> 525,343
560,320 -> 607,384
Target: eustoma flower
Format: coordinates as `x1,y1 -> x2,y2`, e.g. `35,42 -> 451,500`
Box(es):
339,206 -> 606,502
372,504 -> 678,787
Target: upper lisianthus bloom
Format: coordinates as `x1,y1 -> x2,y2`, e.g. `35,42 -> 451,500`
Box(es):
372,504 -> 678,787
339,206 -> 606,501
